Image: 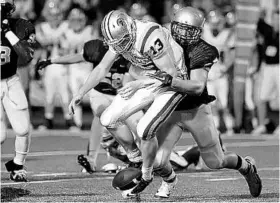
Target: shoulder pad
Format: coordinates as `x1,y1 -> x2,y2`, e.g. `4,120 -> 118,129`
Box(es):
189,40 -> 219,70
14,18 -> 35,40
140,25 -> 166,59
83,39 -> 108,63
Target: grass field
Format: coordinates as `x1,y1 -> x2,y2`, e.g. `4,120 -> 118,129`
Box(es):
1,130 -> 279,202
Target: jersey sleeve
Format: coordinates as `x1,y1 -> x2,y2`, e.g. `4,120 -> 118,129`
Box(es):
190,41 -> 219,70
15,18 -> 35,41
83,39 -> 109,64
142,25 -> 180,76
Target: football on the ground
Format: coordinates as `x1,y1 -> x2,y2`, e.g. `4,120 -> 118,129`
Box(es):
112,167 -> 142,190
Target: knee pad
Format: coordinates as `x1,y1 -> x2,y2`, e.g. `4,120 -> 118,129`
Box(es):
100,111 -> 124,128
200,142 -> 224,169
1,119 -> 7,144
1,129 -> 7,144
14,123 -> 30,137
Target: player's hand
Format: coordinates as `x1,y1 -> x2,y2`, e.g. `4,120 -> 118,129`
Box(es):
146,71 -> 173,86
1,19 -> 11,34
36,59 -> 52,70
118,81 -> 142,100
69,94 -> 83,115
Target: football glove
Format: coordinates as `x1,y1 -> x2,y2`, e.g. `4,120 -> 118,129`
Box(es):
36,59 -> 52,70
1,19 -> 11,34
146,71 -> 173,86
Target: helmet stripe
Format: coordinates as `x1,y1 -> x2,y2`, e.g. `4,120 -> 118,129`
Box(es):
103,11 -> 114,41
106,11 -> 114,41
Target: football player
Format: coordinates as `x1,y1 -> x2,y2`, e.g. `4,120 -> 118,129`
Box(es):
1,0 -> 35,182
37,39 -> 143,172
61,8 -> 99,130
68,10 -> 187,192
144,7 -> 262,198
202,10 -> 234,134
35,0 -> 72,129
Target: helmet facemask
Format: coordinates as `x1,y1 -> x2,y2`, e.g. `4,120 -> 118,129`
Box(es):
171,21 -> 202,47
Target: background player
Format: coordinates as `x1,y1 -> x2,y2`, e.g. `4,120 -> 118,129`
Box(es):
202,10 -> 234,134
61,8 -> 99,130
1,0 -> 35,182
35,0 -> 72,129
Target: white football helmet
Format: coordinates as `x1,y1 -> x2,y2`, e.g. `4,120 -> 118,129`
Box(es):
101,10 -> 136,54
171,7 -> 205,46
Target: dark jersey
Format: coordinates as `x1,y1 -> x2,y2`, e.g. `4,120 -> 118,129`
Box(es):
175,39 -> 219,111
83,39 -> 129,95
1,18 -> 35,79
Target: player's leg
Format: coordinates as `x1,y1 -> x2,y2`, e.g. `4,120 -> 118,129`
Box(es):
78,91 -> 112,173
100,88 -> 155,163
183,104 -> 262,197
153,113 -> 183,198
42,67 -> 56,129
3,76 -> 31,182
69,72 -> 83,129
1,98 -> 7,144
57,69 -> 73,129
218,76 -> 234,134
132,90 -> 184,194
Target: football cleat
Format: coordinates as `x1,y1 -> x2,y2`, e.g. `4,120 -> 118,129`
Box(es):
182,146 -> 200,167
77,155 -> 95,174
155,176 -> 178,198
102,163 -> 118,173
5,160 -> 27,182
241,156 -> 262,197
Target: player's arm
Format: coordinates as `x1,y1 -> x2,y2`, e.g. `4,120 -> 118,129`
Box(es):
144,27 -> 178,77
2,19 -> 34,64
148,48 -> 219,96
37,39 -> 107,69
51,53 -> 85,64
171,68 -> 209,95
77,49 -> 118,97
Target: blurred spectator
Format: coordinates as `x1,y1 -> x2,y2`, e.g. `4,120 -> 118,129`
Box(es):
61,8 -> 99,130
129,2 -> 156,22
202,10 -> 235,135
13,0 -> 36,21
253,9 -> 279,135
36,0 -> 73,129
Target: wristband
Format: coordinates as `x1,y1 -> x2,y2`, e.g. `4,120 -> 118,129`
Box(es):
5,31 -> 20,46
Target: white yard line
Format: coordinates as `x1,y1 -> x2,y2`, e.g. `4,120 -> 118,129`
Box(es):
5,129 -> 279,140
1,176 -> 113,186
206,177 -> 279,181
1,140 -> 278,159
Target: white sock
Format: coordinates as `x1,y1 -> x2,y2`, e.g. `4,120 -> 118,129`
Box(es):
142,166 -> 153,181
127,148 -> 142,163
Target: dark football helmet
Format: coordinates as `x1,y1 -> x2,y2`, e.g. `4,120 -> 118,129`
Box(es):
171,7 -> 205,47
1,0 -> 16,19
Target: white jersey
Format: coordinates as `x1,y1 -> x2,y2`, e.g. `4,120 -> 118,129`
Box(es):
109,20 -> 187,80
36,21 -> 69,59
61,25 -> 98,73
202,23 -> 232,80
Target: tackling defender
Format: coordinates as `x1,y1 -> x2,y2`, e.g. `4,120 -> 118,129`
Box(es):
1,0 -> 35,182
69,10 -> 187,190
146,7 -> 262,198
